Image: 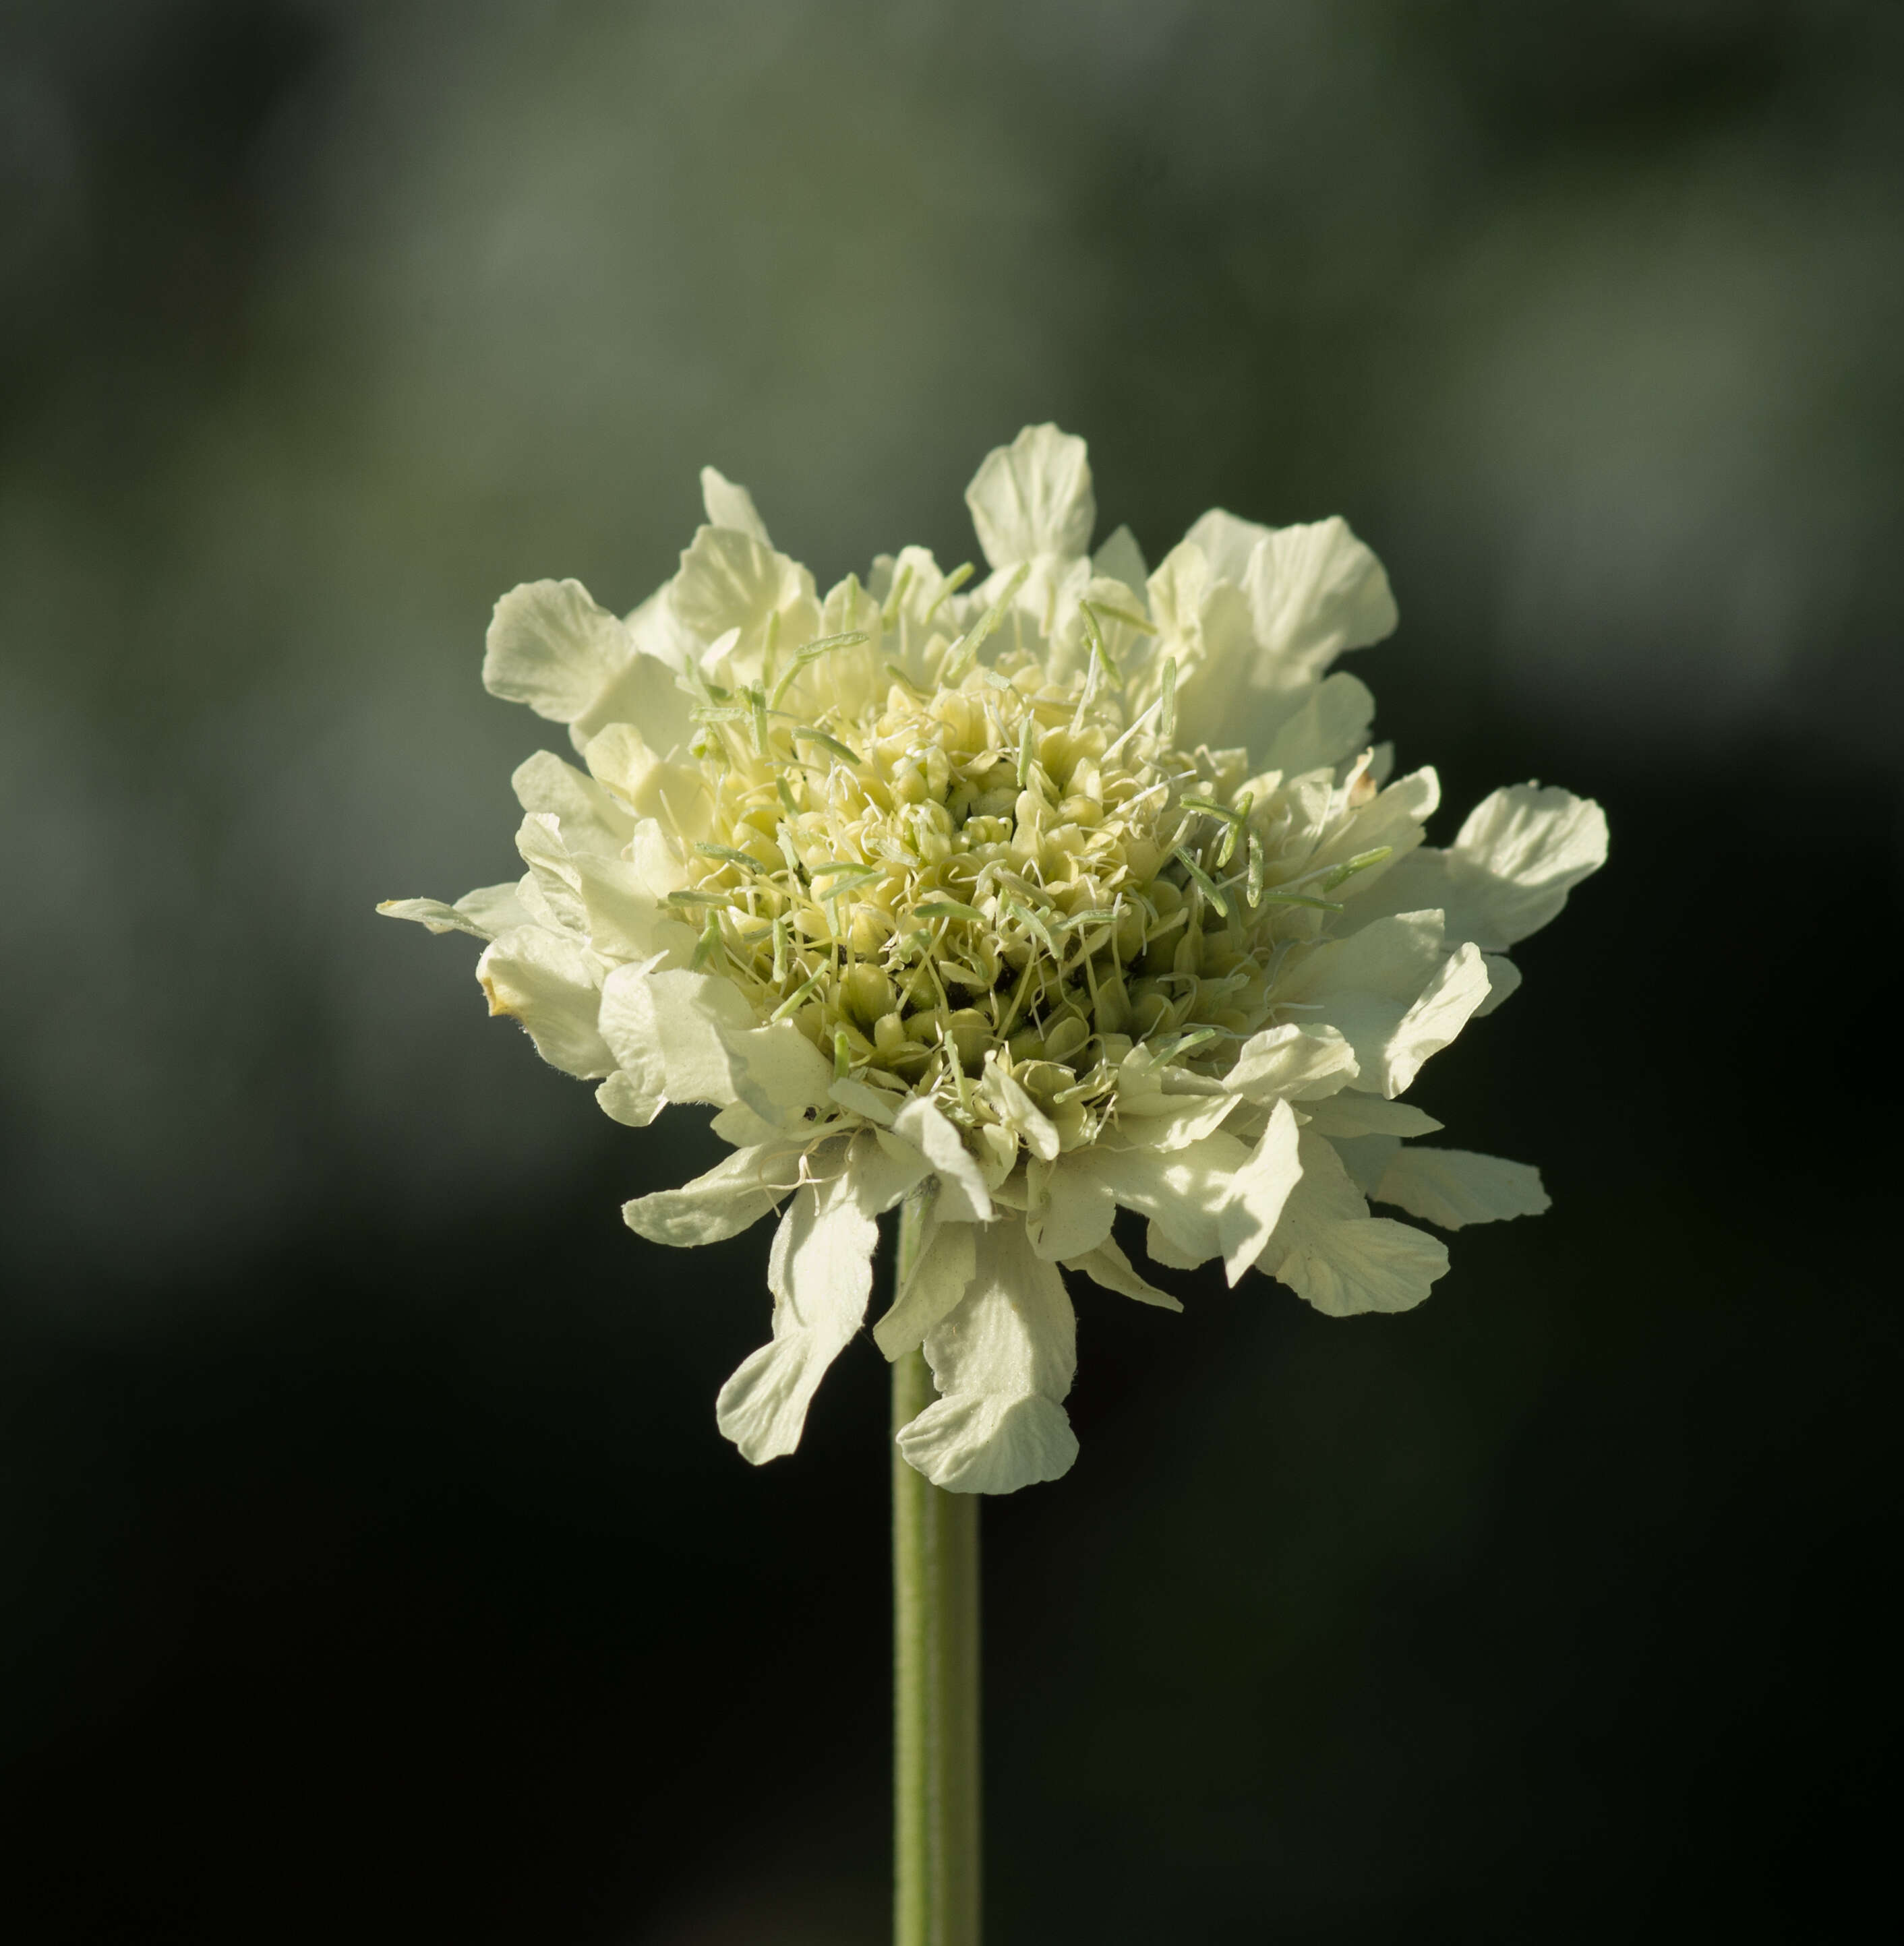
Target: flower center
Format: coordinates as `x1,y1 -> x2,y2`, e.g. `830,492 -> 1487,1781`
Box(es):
661,632 -> 1386,1132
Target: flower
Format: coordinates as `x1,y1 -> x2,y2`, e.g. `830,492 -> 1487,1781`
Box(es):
382,425 -> 1607,1494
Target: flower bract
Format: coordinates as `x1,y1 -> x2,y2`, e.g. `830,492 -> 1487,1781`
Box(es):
382,425 -> 1607,1494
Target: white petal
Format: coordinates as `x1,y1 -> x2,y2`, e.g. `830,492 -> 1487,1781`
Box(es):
510,751 -> 635,857
1375,1147 -> 1550,1230
1257,671 -> 1377,775
1242,516 -> 1398,684
1079,1131 -> 1253,1267
1261,1132 -> 1448,1316
1380,942 -> 1491,1097
1183,508 -> 1272,584
1278,913 -> 1485,1098
1090,523 -> 1148,595
964,423 -> 1095,570
476,925 -> 614,1077
597,965 -> 832,1125
570,611 -> 700,754
1226,1023 -> 1359,1104
1301,1094 -> 1443,1138
1447,785 -> 1609,948
1026,1155 -> 1116,1263
1475,954 -> 1522,1016
1220,1099 -> 1303,1287
873,1204 -> 977,1358
1145,1220 -> 1203,1270
622,1141 -> 803,1246
896,1220 -> 1079,1494
1063,1236 -> 1181,1310
378,879 -> 526,942
595,1070 -> 664,1128
483,579 -> 629,723
1352,787 -> 1608,956
669,524 -> 814,664
715,1171 -> 880,1464
890,1097 -> 993,1223
700,464 -> 771,543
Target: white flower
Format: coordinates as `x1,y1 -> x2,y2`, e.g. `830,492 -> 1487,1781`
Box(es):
382,426 -> 1607,1494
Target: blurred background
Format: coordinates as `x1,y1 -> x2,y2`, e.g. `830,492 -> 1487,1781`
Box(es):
2,1 -> 1899,1939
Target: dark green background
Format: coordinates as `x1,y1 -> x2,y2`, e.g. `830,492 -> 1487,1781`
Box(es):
2,3 -> 1897,1940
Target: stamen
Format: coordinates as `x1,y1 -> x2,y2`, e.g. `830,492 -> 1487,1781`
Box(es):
1173,845 -> 1230,918
921,561 -> 974,628
941,563 -> 1029,683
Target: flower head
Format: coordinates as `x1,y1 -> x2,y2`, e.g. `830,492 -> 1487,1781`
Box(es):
383,426 -> 1607,1494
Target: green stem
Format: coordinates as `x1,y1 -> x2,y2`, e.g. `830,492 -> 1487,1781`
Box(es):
893,1201 -> 982,1946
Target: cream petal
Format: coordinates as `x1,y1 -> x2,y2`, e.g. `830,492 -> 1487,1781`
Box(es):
1375,1147 -> 1551,1229
1278,913 -> 1486,1097
1447,785 -> 1609,948
1219,1099 -> 1303,1287
475,925 -> 614,1078
964,423 -> 1096,570
715,1171 -> 881,1464
896,1220 -> 1079,1494
1145,1220 -> 1203,1270
1350,787 -> 1608,955
595,1070 -> 664,1128
1183,507 -> 1272,584
1379,943 -> 1491,1097
1257,671 -> 1377,776
1301,1094 -> 1444,1138
1063,1236 -> 1180,1310
483,578 -> 630,724
889,1097 -> 992,1223
510,750 -> 636,856
1079,1131 -> 1254,1267
1262,1132 -> 1448,1316
622,1140 -> 804,1246
378,879 -> 527,942
1241,516 -> 1398,685
1226,1023 -> 1359,1104
1089,523 -> 1148,595
700,464 -> 771,543
1474,954 -> 1522,1016
873,1201 -> 977,1358
570,622 -> 700,754
597,965 -> 833,1125
669,524 -> 816,669
1026,1155 -> 1117,1263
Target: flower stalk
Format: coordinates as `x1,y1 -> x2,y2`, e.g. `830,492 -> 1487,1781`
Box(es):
893,1200 -> 982,1946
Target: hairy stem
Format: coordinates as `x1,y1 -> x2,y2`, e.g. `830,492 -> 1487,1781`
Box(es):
892,1203 -> 982,1946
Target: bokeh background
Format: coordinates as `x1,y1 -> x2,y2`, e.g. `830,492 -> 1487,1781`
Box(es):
3,2 -> 1899,1939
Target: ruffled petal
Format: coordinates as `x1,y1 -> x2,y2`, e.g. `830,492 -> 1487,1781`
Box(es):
475,925 -> 614,1078
1076,1130 -> 1254,1267
715,1167 -> 881,1464
896,1219 -> 1079,1494
700,464 -> 771,543
1025,1155 -> 1116,1263
1241,516 -> 1398,684
597,965 -> 833,1126
1219,1099 -> 1303,1286
1063,1236 -> 1180,1310
622,1141 -> 805,1246
1374,1147 -> 1551,1229
1226,1023 -> 1359,1103
890,1097 -> 993,1223
483,579 -> 630,723
510,750 -> 636,857
964,423 -> 1095,570
378,880 -> 526,942
873,1202 -> 977,1358
1261,1133 -> 1448,1316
